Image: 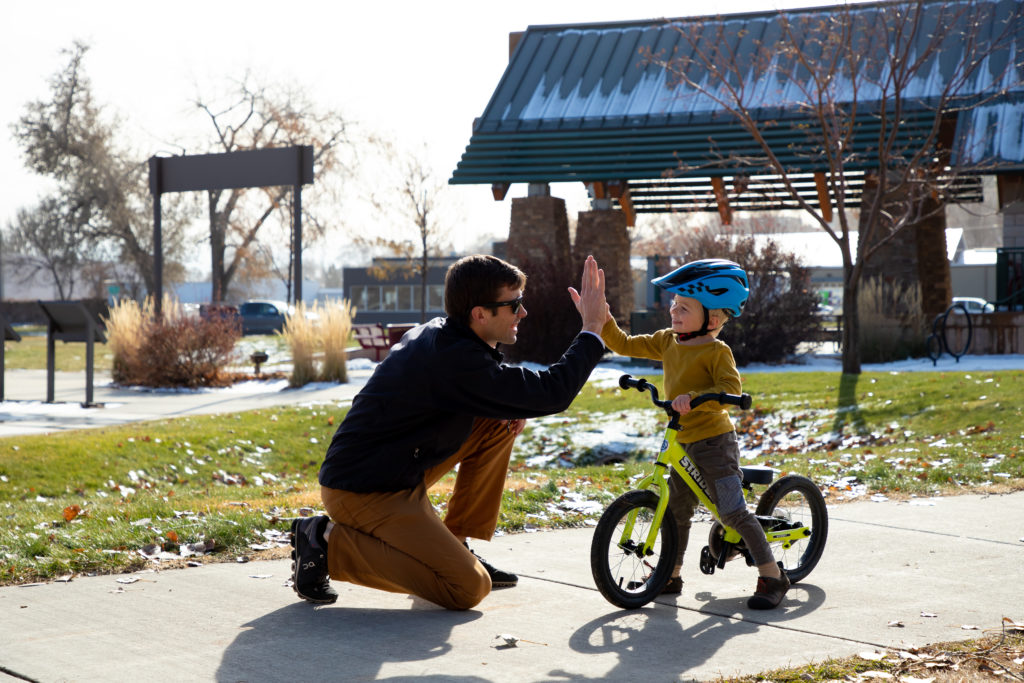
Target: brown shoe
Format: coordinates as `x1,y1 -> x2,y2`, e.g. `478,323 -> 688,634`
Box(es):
661,576 -> 683,594
747,572 -> 790,610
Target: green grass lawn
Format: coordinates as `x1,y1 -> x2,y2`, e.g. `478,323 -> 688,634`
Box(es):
2,329 -> 291,373
1,368 -> 1021,586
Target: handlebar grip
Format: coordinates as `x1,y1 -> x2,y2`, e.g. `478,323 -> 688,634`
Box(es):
691,392 -> 753,410
618,374 -> 646,390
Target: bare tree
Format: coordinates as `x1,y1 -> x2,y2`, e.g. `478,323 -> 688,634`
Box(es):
193,78 -> 349,303
358,140 -> 453,323
5,200 -> 81,299
9,42 -> 190,299
644,0 -> 1024,374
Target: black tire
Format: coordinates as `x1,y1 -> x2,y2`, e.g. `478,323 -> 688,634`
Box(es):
754,474 -> 828,583
590,490 -> 678,609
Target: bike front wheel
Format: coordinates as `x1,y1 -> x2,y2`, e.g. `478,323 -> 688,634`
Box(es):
755,474 -> 828,583
590,489 -> 678,609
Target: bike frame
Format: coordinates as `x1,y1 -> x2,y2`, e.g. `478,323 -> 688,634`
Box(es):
623,417 -> 811,559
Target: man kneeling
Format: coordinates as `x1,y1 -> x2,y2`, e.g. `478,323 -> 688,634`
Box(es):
290,254 -> 607,609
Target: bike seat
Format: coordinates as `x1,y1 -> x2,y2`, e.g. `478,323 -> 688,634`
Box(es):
741,466 -> 774,485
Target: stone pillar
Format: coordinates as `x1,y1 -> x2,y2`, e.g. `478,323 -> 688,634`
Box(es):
914,196 -> 953,320
574,208 -> 633,329
504,190 -> 576,364
998,175 -> 1024,248
859,179 -> 952,321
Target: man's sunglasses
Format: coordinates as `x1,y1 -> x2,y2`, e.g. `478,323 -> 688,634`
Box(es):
487,296 -> 524,315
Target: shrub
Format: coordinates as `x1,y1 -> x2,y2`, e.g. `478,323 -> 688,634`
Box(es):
858,277 -> 927,362
104,297 -> 149,385
317,299 -> 354,383
281,302 -> 318,388
103,296 -> 241,388
137,313 -> 240,387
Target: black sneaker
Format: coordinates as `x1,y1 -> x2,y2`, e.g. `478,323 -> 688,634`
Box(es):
290,516 -> 338,604
465,543 -> 518,588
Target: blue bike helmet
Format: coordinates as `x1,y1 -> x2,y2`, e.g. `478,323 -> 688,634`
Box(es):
652,259 -> 749,340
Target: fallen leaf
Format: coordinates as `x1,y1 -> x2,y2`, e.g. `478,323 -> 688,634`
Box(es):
920,611 -> 938,618
961,624 -> 979,630
887,620 -> 905,628
63,505 -> 81,522
54,575 -> 73,583
859,672 -> 895,679
166,531 -> 179,543
116,576 -> 140,584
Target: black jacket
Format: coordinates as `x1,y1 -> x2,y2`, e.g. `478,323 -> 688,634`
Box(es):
318,317 -> 604,493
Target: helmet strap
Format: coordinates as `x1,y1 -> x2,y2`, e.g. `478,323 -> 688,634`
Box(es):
676,306 -> 711,342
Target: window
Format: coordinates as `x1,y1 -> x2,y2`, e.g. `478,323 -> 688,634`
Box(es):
382,285 -> 399,311
398,286 -> 413,311
428,285 -> 444,310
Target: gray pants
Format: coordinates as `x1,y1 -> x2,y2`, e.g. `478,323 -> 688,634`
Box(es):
671,430 -> 775,569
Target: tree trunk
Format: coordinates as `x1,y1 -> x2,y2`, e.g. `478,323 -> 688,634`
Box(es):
840,273 -> 861,375
209,191 -> 226,302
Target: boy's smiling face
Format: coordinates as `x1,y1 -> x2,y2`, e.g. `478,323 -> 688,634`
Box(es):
670,295 -> 704,335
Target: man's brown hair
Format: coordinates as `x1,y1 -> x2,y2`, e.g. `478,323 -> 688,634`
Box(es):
444,255 -> 526,325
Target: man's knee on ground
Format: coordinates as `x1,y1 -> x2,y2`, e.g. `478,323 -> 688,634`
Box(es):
440,569 -> 491,610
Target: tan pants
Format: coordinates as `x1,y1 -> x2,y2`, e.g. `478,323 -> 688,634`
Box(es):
320,417 -> 516,610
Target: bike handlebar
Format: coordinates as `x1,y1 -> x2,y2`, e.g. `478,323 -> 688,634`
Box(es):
618,374 -> 752,412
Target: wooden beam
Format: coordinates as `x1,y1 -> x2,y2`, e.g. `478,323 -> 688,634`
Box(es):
606,179 -> 626,199
814,172 -> 832,222
587,181 -> 606,199
491,182 -> 510,201
619,188 -> 636,227
710,176 -> 732,225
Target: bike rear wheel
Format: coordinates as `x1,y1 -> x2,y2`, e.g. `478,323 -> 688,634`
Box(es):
755,475 -> 828,583
590,489 -> 678,609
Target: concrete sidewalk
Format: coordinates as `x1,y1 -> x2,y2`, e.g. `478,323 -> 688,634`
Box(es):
2,492 -> 1021,682
0,369 -> 372,437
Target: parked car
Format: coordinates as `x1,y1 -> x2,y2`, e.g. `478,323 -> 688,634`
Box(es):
238,300 -> 290,335
951,297 -> 994,315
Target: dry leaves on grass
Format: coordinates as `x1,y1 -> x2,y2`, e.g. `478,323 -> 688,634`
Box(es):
853,618 -> 1024,682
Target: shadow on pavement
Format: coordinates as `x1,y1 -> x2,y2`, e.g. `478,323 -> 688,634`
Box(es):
216,603 -> 483,682
557,583 -> 827,681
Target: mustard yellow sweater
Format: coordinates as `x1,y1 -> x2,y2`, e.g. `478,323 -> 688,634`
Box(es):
601,319 -> 741,443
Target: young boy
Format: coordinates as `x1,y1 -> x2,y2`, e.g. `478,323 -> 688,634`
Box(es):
600,258 -> 789,609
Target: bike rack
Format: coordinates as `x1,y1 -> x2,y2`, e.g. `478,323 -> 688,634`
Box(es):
925,302 -> 972,366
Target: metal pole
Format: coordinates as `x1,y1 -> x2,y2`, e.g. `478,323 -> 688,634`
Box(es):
46,320 -> 55,403
294,182 -> 302,305
149,157 -> 163,317
84,315 -> 95,407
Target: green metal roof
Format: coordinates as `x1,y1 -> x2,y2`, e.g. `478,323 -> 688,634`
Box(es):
450,0 -> 1024,213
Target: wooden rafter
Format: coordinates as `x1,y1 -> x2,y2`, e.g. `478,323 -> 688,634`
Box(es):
491,182 -> 510,201
619,187 -> 636,227
710,176 -> 732,225
814,172 -> 832,222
